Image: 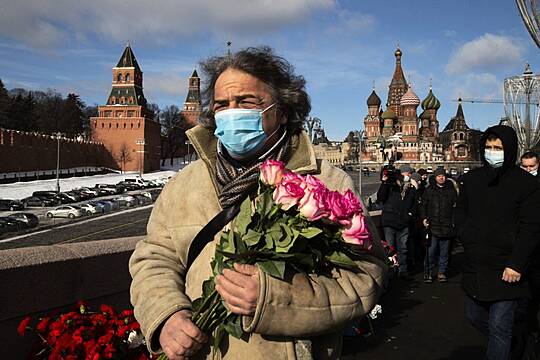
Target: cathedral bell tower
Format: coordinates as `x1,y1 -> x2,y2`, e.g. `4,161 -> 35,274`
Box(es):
181,69 -> 201,127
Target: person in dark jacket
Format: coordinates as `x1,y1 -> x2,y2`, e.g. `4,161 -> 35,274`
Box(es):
377,164 -> 417,279
455,125 -> 540,360
420,168 -> 457,283
516,151 -> 540,356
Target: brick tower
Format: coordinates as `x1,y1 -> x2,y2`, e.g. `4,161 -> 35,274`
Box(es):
90,43 -> 160,173
181,69 -> 201,127
388,47 -> 408,117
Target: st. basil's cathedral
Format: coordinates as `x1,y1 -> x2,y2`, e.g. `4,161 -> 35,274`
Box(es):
361,47 -> 481,163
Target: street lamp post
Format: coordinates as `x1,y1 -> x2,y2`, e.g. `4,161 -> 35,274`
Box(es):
357,131 -> 366,198
136,139 -> 145,176
185,140 -> 191,164
54,132 -> 63,193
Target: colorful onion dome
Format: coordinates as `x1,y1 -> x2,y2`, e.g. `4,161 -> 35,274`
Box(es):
382,106 -> 397,119
400,85 -> 420,106
421,88 -> 441,110
419,110 -> 431,120
367,90 -> 381,106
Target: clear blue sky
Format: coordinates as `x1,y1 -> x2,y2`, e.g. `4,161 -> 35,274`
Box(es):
0,0 -> 538,140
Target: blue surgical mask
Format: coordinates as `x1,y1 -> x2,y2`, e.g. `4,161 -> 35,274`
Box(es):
485,149 -> 504,168
214,104 -> 276,159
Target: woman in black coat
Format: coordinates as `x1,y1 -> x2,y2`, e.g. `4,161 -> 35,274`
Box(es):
455,125 -> 540,360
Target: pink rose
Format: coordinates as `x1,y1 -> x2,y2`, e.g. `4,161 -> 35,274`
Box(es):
341,213 -> 372,247
298,185 -> 330,221
273,172 -> 305,210
260,159 -> 286,186
342,189 -> 361,214
325,191 -> 354,226
301,174 -> 325,190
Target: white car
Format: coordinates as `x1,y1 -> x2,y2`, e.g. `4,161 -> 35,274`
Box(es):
79,203 -> 100,215
46,206 -> 85,219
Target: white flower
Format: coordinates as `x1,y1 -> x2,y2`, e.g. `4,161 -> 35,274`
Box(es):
368,304 -> 383,319
127,330 -> 146,349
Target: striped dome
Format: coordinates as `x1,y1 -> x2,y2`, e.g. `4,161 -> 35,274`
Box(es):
400,85 -> 420,107
382,107 -> 397,119
421,88 -> 441,110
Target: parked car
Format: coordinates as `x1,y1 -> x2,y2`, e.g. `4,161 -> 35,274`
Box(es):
56,193 -> 77,204
0,218 -> 23,235
133,194 -> 152,205
116,181 -> 142,191
46,206 -> 85,219
74,187 -> 99,197
95,184 -> 123,195
124,178 -> 146,187
79,203 -> 100,215
90,201 -> 112,212
70,189 -> 92,201
32,191 -> 61,205
23,196 -> 57,207
0,199 -> 26,211
7,213 -> 39,228
146,188 -> 162,201
113,195 -> 137,207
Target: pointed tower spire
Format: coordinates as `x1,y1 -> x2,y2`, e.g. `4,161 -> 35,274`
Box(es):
388,46 -> 408,116
456,98 -> 464,118
182,70 -> 202,127
108,43 -> 145,106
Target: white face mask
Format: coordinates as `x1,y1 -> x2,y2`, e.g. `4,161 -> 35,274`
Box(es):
530,169 -> 538,176
403,175 -> 410,182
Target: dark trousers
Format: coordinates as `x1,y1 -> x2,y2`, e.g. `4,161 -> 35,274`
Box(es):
383,226 -> 409,273
424,236 -> 452,275
465,295 -> 519,360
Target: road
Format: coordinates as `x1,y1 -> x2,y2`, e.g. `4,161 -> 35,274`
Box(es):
343,251 -> 486,360
0,206 -> 152,250
1,171 -> 382,250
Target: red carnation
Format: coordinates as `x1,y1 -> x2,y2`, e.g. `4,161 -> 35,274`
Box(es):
17,316 -> 31,336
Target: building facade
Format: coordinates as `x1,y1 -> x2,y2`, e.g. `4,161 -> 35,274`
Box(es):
90,44 -> 161,173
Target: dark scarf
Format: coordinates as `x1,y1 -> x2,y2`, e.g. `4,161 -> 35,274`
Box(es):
216,132 -> 292,209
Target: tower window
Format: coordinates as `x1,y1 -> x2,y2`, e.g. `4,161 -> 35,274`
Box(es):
117,73 -> 122,82
125,73 -> 130,82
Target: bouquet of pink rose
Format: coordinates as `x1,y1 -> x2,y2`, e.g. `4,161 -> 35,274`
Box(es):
159,159 -> 373,358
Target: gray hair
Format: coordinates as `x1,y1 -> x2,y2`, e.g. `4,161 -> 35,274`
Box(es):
198,46 -> 310,133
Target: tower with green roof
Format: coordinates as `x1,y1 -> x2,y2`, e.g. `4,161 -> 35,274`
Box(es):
90,43 -> 161,173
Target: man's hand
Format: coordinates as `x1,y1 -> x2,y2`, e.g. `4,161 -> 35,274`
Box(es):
381,175 -> 388,182
502,267 -> 521,283
423,219 -> 429,228
216,263 -> 259,316
159,310 -> 208,360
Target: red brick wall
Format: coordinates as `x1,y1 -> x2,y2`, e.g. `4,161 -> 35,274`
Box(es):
0,129 -> 116,173
90,116 -> 161,173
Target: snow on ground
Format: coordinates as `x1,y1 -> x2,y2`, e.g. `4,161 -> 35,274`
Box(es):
0,158 -> 191,200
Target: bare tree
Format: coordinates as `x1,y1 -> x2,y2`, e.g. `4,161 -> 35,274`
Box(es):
160,105 -> 188,166
116,143 -> 132,173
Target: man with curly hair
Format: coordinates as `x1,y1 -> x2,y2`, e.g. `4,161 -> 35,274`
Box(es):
129,46 -> 387,360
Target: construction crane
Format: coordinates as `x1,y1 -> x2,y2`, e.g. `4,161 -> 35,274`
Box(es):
452,98 -> 540,106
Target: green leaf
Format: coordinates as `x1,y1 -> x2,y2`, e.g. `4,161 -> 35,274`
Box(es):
222,231 -> 235,254
300,227 -> 322,239
236,197 -> 253,236
213,325 -> 226,358
326,251 -> 357,269
202,279 -> 215,297
256,190 -> 274,218
258,260 -> 286,279
223,314 -> 243,339
243,229 -> 262,247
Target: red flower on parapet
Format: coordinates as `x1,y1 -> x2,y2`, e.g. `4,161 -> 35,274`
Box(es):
17,316 -> 31,336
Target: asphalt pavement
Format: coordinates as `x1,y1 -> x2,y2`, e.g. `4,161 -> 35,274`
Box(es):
342,250 -> 486,360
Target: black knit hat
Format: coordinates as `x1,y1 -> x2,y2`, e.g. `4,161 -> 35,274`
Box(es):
434,168 -> 446,177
